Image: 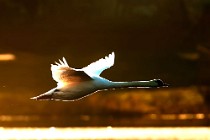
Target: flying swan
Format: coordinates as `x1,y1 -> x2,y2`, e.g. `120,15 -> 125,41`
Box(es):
31,52 -> 168,101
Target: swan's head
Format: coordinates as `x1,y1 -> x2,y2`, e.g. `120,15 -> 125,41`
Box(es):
153,79 -> 169,87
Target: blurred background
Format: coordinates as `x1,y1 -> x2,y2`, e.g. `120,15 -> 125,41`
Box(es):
0,0 -> 210,127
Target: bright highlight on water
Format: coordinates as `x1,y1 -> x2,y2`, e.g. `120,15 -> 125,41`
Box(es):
0,53 -> 15,61
31,52 -> 168,101
0,127 -> 209,140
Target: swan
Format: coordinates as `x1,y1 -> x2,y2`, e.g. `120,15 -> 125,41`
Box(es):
31,52 -> 168,101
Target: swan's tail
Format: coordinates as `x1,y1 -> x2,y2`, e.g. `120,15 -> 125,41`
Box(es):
30,88 -> 55,100
30,93 -> 52,100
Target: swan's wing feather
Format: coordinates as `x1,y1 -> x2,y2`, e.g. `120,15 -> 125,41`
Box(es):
83,52 -> 115,77
51,57 -> 92,87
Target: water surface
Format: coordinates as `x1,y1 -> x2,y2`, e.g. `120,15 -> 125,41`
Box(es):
0,127 -> 210,139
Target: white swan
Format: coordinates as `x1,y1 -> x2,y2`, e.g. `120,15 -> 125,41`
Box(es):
31,52 -> 168,101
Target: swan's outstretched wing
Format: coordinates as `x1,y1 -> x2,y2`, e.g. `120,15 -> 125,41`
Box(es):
83,52 -> 115,77
51,57 -> 92,88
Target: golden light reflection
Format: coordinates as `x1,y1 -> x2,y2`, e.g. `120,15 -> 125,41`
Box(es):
178,114 -> 194,120
161,114 -> 176,120
0,115 -> 39,122
195,113 -> 205,119
149,114 -> 208,120
0,114 -> 208,123
0,127 -> 209,139
0,53 -> 15,61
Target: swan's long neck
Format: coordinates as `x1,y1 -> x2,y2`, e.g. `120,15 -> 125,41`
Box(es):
109,79 -> 163,89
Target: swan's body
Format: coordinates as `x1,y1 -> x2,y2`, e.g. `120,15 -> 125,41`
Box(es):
31,52 -> 168,101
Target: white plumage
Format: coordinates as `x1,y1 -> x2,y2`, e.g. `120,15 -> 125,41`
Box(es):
31,52 -> 168,101
82,52 -> 115,77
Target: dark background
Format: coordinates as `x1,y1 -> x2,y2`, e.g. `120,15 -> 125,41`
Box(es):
0,0 -> 210,127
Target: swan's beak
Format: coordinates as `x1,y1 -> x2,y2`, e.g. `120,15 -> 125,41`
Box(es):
153,79 -> 169,87
163,83 -> 169,87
